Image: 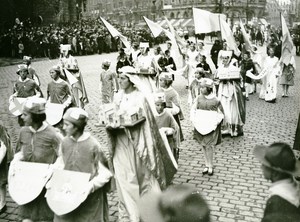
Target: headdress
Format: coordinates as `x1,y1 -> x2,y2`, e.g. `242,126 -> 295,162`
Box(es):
23,97 -> 46,114
63,107 -> 89,127
16,64 -> 28,75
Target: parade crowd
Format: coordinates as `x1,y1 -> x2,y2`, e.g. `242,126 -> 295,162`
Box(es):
0,18 -> 165,59
1,15 -> 300,222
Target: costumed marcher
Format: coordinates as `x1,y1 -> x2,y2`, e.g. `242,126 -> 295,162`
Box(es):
58,44 -> 89,108
106,66 -> 176,222
254,142 -> 300,221
59,44 -> 78,70
280,55 -> 296,97
259,47 -> 280,103
210,39 -> 222,68
190,78 -> 224,176
189,68 -> 205,103
129,42 -> 141,65
240,51 -> 255,101
154,92 -> 180,162
10,65 -> 43,126
185,43 -> 199,88
135,42 -> 158,93
215,50 -> 245,137
12,97 -> 60,222
51,107 -> 112,222
165,50 -> 177,73
159,73 -> 184,141
99,60 -> 118,104
0,123 -> 13,214
23,56 -> 41,87
116,48 -> 131,75
47,65 -> 73,131
196,55 -> 212,78
47,65 -> 73,108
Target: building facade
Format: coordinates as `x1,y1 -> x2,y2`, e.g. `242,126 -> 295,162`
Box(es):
83,0 -> 267,26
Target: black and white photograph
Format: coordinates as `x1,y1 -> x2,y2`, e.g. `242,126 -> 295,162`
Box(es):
0,0 -> 300,221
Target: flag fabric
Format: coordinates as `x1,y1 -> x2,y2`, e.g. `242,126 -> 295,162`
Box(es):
64,69 -> 88,108
193,8 -> 226,34
64,68 -> 78,85
100,17 -> 131,49
164,17 -> 187,51
281,14 -> 295,66
143,16 -> 164,38
239,19 -> 252,53
220,19 -> 241,57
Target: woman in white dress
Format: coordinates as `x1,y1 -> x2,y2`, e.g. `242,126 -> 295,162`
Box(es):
106,66 -> 176,222
259,47 -> 280,103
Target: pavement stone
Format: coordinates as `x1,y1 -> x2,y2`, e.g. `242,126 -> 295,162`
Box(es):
0,49 -> 299,221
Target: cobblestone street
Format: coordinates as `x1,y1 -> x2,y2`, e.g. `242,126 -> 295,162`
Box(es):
0,50 -> 299,221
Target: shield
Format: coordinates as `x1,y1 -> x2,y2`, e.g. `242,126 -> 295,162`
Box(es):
45,103 -> 65,126
8,161 -> 50,205
9,97 -> 27,116
192,110 -> 224,135
46,169 -> 91,216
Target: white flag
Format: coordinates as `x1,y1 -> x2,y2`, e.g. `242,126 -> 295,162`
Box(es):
100,17 -> 131,49
220,19 -> 241,57
193,8 -> 226,34
281,14 -> 295,66
143,16 -> 164,38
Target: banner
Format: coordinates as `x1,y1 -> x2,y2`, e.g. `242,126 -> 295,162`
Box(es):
193,8 -> 226,34
281,14 -> 295,66
100,17 -> 131,49
9,161 -> 50,205
143,16 -> 164,38
220,19 -> 241,57
46,169 -> 91,216
239,19 -> 252,53
64,69 -> 89,108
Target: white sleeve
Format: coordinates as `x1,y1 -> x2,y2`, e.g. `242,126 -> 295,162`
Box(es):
89,161 -> 112,192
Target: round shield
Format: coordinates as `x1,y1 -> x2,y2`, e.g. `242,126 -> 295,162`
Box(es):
46,169 -> 90,215
8,161 -> 50,205
9,97 -> 27,116
45,103 -> 65,126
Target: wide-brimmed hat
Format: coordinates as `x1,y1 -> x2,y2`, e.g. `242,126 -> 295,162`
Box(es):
63,107 -> 88,128
16,64 -> 28,75
139,185 -> 210,222
23,97 -> 46,114
253,143 -> 300,177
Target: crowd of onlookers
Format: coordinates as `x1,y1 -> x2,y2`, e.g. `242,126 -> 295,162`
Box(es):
0,18 -> 166,59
